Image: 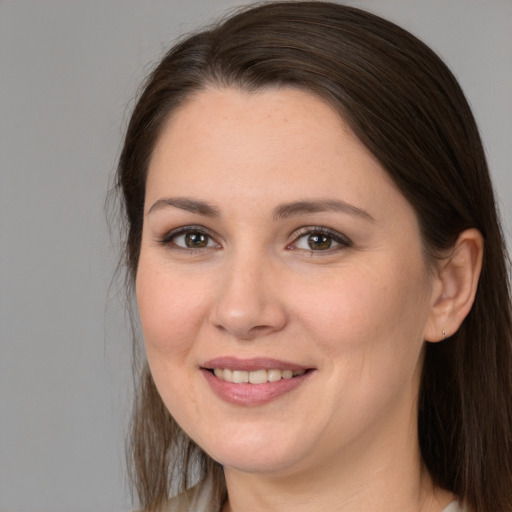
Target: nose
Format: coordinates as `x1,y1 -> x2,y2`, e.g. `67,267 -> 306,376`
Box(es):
209,251 -> 288,340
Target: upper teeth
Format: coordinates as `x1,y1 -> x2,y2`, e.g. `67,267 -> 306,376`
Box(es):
213,368 -> 306,384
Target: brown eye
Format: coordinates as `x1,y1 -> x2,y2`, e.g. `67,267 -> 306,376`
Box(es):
291,228 -> 352,253
307,234 -> 332,250
165,228 -> 218,250
184,232 -> 209,248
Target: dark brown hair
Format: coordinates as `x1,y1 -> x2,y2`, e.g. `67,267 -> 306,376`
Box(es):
116,2 -> 512,510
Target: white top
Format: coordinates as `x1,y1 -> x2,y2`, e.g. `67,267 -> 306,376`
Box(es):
161,478 -> 466,512
442,501 -> 465,512
161,477 -> 220,512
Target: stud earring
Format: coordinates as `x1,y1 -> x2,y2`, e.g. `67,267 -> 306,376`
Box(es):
442,330 -> 446,339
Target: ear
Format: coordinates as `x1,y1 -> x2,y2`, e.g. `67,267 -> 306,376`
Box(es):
423,228 -> 484,342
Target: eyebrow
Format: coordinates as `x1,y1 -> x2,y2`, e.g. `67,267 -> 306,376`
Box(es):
147,196 -> 373,222
147,197 -> 220,217
273,199 -> 374,222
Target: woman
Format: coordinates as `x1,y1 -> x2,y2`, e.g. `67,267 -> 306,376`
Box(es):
116,2 -> 512,511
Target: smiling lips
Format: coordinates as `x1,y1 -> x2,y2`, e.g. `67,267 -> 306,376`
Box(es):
213,368 -> 307,384
201,358 -> 313,405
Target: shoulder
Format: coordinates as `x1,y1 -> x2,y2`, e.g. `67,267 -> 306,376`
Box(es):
158,477 -> 220,512
442,500 -> 468,512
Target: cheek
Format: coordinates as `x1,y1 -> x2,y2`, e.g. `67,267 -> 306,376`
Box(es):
136,262 -> 209,361
291,259 -> 431,369
290,261 -> 431,434
135,262 -> 212,426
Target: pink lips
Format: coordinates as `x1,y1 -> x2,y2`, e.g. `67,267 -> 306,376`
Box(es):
202,357 -> 309,372
201,357 -> 313,406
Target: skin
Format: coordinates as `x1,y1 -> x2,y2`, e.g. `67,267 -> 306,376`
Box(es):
136,87 -> 482,511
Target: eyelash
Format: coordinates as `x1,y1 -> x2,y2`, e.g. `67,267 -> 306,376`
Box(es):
288,226 -> 353,253
157,226 -> 352,254
157,225 -> 220,252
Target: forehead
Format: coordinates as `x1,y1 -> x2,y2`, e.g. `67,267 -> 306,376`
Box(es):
146,87 -> 410,224
152,87 -> 356,158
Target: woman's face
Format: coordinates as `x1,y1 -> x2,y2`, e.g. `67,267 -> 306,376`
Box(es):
136,87 -> 438,477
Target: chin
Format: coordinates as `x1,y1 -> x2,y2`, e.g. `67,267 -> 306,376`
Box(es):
195,423 -> 309,475
214,448 -> 303,475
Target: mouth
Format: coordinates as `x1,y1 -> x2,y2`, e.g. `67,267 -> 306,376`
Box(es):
206,367 -> 308,384
200,357 -> 315,405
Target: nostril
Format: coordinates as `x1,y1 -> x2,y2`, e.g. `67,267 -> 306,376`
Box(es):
209,284 -> 288,340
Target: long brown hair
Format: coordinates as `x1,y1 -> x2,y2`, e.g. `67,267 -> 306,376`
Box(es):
115,2 -> 512,510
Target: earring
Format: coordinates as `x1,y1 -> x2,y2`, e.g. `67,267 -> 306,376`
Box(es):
442,330 -> 446,340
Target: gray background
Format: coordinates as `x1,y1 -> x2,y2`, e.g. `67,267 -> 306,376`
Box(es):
0,1 -> 510,511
